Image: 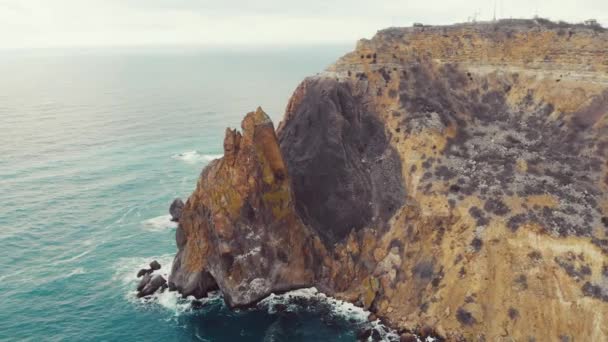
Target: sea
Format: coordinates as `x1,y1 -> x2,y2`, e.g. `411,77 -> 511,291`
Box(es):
0,45 -> 407,341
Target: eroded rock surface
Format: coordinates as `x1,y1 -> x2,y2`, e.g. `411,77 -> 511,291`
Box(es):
169,108 -> 323,307
168,19 -> 608,341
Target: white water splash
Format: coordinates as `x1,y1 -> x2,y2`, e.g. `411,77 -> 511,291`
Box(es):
113,254 -> 174,289
172,151 -> 223,164
141,215 -> 177,231
113,254 -> 213,315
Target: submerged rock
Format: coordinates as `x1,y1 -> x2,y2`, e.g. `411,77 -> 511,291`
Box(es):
169,198 -> 184,222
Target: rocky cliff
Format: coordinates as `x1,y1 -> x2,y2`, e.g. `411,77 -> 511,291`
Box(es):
168,19 -> 608,341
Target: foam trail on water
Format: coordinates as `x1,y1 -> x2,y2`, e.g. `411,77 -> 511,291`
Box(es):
172,151 -> 223,164
141,215 -> 177,231
66,267 -> 86,277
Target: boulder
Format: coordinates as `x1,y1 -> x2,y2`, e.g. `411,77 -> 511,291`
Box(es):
137,273 -> 151,292
138,275 -> 167,298
169,198 -> 184,222
149,260 -> 161,271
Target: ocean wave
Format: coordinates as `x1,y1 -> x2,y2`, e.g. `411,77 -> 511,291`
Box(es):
141,215 -> 178,231
259,287 -> 414,342
172,151 -> 223,164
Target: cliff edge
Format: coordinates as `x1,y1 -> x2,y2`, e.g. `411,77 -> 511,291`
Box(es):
168,19 -> 608,341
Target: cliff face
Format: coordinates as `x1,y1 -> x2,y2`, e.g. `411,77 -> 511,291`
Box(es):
169,19 -> 608,341
170,108 -> 324,307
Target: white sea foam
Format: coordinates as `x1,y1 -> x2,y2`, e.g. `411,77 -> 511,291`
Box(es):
141,215 -> 178,231
116,257 -> 424,340
260,287 -> 368,321
113,254 -> 202,315
66,267 -> 86,277
154,290 -> 195,315
113,254 -> 174,289
114,253 -> 228,317
172,151 -> 223,164
54,249 -> 93,264
259,287 -> 410,342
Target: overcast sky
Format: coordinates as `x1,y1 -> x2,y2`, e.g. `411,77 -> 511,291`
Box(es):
0,0 -> 606,49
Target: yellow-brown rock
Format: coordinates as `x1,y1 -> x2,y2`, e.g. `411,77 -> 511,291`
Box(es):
321,19 -> 608,341
169,107 -> 323,307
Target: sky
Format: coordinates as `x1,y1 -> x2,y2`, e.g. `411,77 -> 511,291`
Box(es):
0,0 -> 606,49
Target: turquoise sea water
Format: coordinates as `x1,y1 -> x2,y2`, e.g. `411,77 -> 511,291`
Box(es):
0,46 -> 397,341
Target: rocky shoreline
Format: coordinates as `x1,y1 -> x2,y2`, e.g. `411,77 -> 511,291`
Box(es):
138,19 -> 608,341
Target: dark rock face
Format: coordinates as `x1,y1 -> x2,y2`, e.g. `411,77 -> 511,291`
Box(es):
168,249 -> 218,298
169,198 -> 184,222
278,77 -> 405,244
